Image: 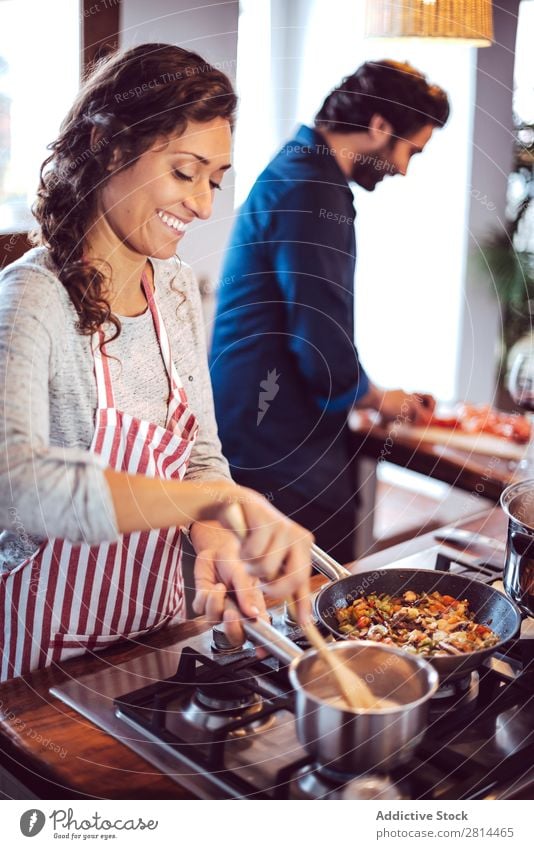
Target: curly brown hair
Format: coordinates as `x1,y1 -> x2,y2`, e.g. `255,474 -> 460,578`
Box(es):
32,43 -> 237,341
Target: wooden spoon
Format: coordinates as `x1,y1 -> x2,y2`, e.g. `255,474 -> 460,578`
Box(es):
298,616 -> 382,710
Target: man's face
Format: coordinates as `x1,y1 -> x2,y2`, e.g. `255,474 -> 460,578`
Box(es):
351,123 -> 435,191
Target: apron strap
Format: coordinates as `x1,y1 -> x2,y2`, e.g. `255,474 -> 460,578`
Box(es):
92,331 -> 116,410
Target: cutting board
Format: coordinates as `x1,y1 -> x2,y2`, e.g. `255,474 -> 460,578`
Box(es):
395,425 -> 528,461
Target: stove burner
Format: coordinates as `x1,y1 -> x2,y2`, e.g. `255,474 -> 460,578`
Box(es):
430,672 -> 479,716
292,764 -> 402,800
196,681 -> 259,712
181,684 -> 277,739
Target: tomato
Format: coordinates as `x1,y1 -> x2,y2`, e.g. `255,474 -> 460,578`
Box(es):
440,595 -> 457,606
431,404 -> 530,445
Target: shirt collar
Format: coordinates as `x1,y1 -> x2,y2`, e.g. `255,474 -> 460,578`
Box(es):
293,124 -> 352,191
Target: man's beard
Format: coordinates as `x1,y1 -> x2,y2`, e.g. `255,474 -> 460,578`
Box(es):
351,142 -> 397,191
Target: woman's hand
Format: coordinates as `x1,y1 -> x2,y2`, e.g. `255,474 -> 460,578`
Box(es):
190,520 -> 269,645
217,488 -> 313,623
104,472 -> 312,622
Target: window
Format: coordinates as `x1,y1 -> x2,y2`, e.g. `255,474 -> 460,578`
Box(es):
234,0 -> 276,206
0,0 -> 80,233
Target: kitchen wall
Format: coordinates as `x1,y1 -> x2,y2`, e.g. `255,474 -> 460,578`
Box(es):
120,0 -> 239,298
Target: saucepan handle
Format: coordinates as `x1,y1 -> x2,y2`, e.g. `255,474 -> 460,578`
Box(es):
224,595 -> 303,664
242,615 -> 303,663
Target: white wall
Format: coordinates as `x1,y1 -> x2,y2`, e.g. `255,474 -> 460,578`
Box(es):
120,0 -> 239,293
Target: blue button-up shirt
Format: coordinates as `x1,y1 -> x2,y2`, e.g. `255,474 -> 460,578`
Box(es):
210,124 -> 369,508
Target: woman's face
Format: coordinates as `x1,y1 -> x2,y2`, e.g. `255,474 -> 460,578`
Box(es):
94,117 -> 232,260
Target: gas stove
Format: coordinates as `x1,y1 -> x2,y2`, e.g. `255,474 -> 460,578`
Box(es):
51,546 -> 534,800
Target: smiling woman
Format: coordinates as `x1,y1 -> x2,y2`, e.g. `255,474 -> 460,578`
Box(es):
0,43 -> 312,682
34,43 -> 235,341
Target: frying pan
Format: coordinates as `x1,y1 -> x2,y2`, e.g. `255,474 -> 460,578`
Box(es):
311,547 -> 522,681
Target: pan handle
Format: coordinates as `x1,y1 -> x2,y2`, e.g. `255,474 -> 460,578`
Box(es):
223,503 -> 351,583
311,544 -> 352,582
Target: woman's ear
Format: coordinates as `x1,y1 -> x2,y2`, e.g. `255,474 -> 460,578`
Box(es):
89,126 -> 121,171
367,114 -> 394,149
105,147 -> 122,172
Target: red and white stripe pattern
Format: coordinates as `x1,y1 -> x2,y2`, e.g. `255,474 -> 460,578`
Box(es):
0,273 -> 198,681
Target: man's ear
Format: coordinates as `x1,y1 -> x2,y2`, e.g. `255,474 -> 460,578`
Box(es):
367,114 -> 394,149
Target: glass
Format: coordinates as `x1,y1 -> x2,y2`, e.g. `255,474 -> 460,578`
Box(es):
507,350 -> 534,477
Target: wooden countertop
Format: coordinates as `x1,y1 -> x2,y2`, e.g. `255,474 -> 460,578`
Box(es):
0,507 -> 509,799
350,421 -> 514,503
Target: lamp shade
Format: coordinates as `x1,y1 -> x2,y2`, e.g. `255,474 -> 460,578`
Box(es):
365,0 -> 494,46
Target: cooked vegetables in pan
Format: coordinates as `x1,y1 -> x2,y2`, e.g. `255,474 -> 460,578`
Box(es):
335,590 -> 500,656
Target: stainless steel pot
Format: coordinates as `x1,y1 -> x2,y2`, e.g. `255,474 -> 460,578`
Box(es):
239,615 -> 439,773
501,479 -> 534,617
289,641 -> 438,773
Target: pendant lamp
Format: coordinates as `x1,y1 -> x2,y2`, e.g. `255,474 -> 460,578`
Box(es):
365,0 -> 494,46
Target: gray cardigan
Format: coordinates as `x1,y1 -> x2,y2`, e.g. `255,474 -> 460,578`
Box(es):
0,247 -> 230,570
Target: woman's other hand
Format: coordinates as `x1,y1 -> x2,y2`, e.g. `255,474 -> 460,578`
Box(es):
190,520 -> 270,646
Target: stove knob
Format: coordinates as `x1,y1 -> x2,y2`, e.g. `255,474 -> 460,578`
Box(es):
211,623 -> 244,654
284,600 -> 298,625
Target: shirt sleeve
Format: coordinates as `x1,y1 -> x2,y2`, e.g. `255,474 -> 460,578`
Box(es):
267,181 -> 369,412
0,264 -> 119,547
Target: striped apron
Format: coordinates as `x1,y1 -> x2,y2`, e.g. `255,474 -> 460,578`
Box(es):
0,274 -> 198,682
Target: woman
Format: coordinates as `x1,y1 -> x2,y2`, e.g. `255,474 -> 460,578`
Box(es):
0,44 -> 312,682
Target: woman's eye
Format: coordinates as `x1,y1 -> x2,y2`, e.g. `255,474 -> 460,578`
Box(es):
173,170 -> 193,182
210,181 -> 222,191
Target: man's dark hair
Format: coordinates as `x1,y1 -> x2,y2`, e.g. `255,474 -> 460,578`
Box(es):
315,59 -> 449,138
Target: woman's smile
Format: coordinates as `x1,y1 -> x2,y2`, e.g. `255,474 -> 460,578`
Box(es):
156,208 -> 189,237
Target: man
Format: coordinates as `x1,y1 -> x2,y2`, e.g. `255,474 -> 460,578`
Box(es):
210,60 -> 450,563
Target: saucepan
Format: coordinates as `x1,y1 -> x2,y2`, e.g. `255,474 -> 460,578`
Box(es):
238,614 -> 438,773
310,547 -> 522,682
501,479 -> 534,618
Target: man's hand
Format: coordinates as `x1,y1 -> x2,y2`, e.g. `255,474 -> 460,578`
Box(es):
190,520 -> 269,646
379,389 -> 435,426
357,384 -> 435,426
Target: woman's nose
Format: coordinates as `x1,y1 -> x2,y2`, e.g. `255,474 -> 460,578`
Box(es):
183,184 -> 213,220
